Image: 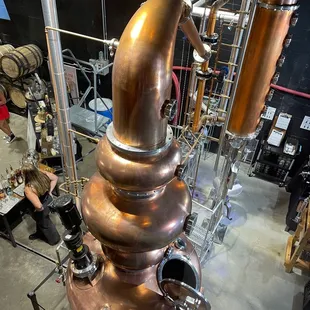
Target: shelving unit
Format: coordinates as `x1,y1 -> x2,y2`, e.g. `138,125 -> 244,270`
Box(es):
249,141 -> 298,187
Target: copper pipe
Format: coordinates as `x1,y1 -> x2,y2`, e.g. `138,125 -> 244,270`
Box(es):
113,0 -> 184,150
182,62 -> 199,126
68,129 -> 99,143
192,0 -> 229,132
192,78 -> 207,132
265,0 -> 297,4
180,17 -> 207,59
228,1 -> 298,137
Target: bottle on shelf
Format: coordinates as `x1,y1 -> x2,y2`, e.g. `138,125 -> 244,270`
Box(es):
16,163 -> 23,185
45,94 -> 53,114
13,176 -> 18,188
6,168 -> 12,187
1,174 -> 7,191
4,172 -> 12,196
9,166 -> 18,188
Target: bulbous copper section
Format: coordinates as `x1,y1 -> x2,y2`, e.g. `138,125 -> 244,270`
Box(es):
82,172 -> 191,254
96,136 -> 181,191
67,233 -> 201,310
112,0 -> 184,150
263,0 -> 297,4
102,246 -> 166,270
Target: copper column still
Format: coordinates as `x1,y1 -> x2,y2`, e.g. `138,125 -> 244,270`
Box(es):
213,0 -> 299,225
227,0 -> 299,138
66,0 -> 210,309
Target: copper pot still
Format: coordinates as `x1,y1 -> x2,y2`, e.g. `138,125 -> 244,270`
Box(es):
227,0 -> 299,138
67,0 -> 208,309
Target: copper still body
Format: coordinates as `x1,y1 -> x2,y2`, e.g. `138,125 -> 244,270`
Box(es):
66,0 -> 208,309
227,0 -> 299,137
64,0 -> 300,307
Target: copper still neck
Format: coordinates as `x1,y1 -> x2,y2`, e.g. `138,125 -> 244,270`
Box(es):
82,0 -> 197,272
112,0 -> 183,150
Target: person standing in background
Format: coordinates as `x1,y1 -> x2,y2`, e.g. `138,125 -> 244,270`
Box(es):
0,88 -> 16,143
22,163 -> 60,245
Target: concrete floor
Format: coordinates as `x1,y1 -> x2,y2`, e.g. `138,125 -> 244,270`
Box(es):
0,113 -> 308,310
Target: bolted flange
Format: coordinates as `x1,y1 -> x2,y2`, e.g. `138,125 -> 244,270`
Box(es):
162,99 -> 177,121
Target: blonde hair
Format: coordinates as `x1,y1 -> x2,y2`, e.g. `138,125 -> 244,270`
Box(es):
22,163 -> 50,196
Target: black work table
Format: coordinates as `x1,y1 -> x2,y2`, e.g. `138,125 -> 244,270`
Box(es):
0,194 -> 24,247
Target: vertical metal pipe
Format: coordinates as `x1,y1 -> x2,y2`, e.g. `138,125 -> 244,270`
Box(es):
183,62 -> 199,127
192,0 -> 229,132
101,0 -> 108,59
41,0 -> 78,194
214,0 -> 257,174
93,71 -> 98,134
199,6 -> 208,34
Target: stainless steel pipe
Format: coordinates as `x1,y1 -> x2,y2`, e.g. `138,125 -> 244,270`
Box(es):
41,0 -> 78,196
192,6 -> 244,23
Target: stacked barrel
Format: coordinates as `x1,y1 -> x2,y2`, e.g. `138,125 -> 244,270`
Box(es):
0,44 -> 43,109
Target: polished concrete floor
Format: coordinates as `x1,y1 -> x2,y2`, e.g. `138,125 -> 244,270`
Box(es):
0,113 -> 308,310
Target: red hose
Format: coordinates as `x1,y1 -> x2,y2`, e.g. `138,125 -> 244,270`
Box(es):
173,66 -> 192,72
270,84 -> 310,99
172,71 -> 181,125
173,66 -> 310,100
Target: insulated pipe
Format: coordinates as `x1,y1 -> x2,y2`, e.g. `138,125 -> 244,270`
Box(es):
193,0 -> 208,6
192,7 -> 242,24
41,0 -> 78,194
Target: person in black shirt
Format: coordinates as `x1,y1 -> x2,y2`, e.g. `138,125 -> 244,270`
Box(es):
22,163 -> 60,245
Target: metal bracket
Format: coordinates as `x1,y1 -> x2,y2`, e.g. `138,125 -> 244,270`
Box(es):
202,33 -> 219,45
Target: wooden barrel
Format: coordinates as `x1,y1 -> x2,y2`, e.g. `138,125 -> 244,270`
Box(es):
0,44 -> 14,68
8,86 -> 27,108
1,44 -> 43,79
